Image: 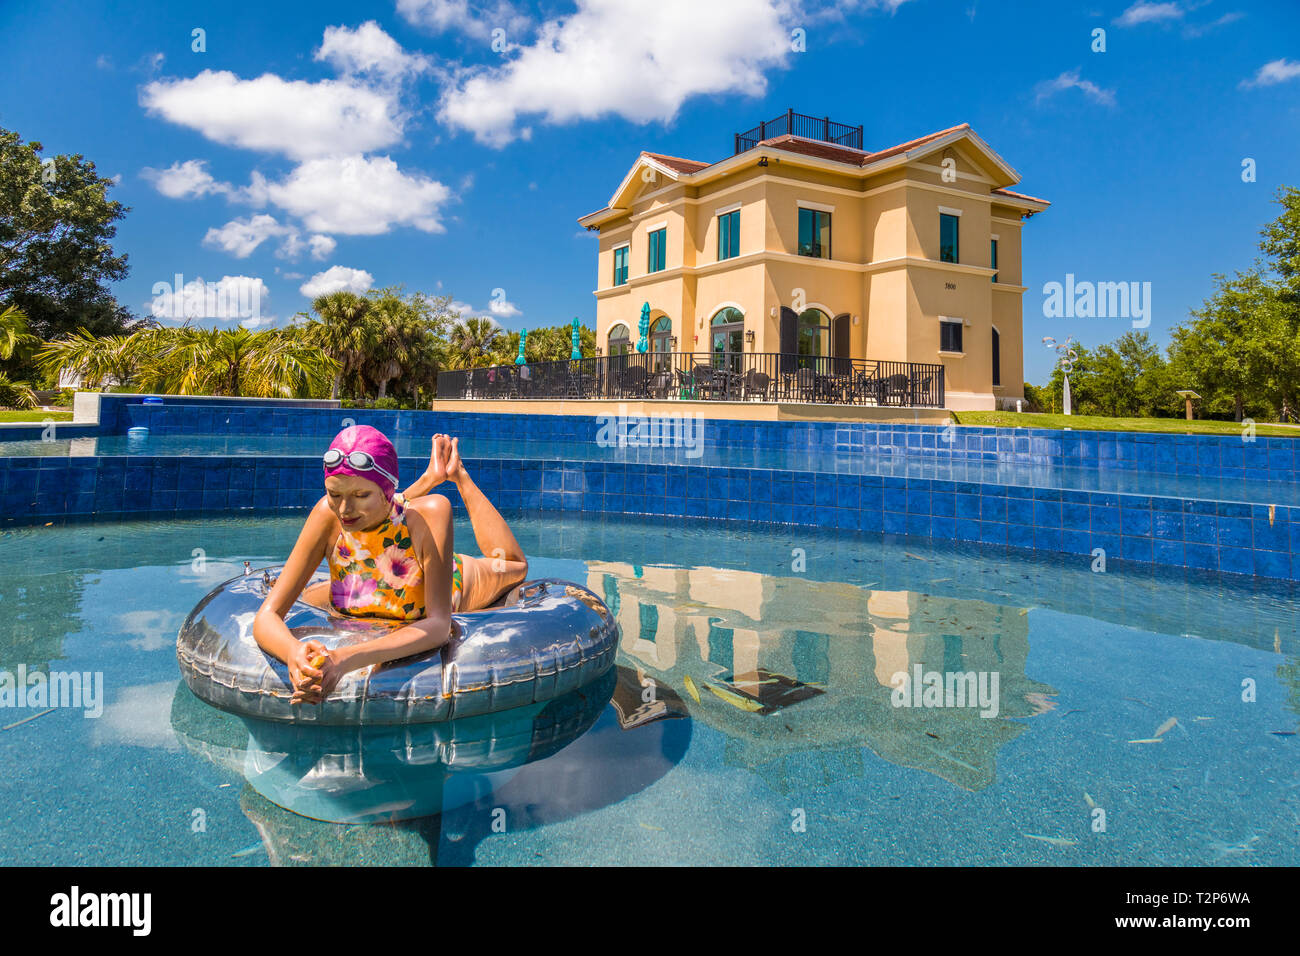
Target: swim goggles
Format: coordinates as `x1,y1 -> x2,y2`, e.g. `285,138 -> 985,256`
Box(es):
322,448 -> 398,487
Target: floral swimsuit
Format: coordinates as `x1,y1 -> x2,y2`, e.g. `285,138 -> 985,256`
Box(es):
328,492 -> 465,620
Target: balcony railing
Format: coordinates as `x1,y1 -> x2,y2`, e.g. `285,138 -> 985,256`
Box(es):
437,352 -> 944,408
734,109 -> 864,155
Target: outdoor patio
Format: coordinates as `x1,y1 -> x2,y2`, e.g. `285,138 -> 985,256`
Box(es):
437,351 -> 945,408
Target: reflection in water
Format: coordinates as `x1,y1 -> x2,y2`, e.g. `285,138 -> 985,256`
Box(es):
593,560 -> 1057,793
170,668 -> 692,864
171,671 -> 616,825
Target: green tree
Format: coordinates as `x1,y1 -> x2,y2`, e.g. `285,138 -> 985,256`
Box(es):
1168,268 -> 1272,421
138,326 -> 337,397
37,326 -> 155,390
301,291 -> 375,399
0,127 -> 135,349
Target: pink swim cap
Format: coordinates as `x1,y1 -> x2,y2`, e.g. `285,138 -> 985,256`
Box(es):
323,425 -> 399,500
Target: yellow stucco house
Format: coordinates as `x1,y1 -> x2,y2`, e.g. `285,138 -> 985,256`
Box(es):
577,112 -> 1048,410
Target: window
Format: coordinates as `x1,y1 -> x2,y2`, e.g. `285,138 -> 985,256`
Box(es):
613,245 -> 628,286
992,328 -> 1001,386
608,324 -> 631,357
797,309 -> 829,364
940,213 -> 959,263
940,320 -> 963,354
798,207 -> 831,259
718,210 -> 740,261
990,238 -> 998,283
647,227 -> 666,273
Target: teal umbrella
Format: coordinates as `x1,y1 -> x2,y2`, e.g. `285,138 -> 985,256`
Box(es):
570,317 -> 581,360
516,329 -> 527,365
637,303 -> 650,353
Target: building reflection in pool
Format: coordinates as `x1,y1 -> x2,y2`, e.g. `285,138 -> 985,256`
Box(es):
591,559 -> 1058,793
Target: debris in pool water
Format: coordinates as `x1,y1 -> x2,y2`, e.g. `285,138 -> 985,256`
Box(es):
1022,833 -> 1078,847
708,670 -> 824,715
1154,717 -> 1179,738
218,783 -> 231,789
638,822 -> 664,832
1018,608 -> 1031,615
681,674 -> 700,703
231,843 -> 266,858
1127,738 -> 1163,744
1084,792 -> 1097,809
610,666 -> 687,729
2,707 -> 56,731
903,552 -> 928,561
1122,696 -> 1153,708
705,682 -> 765,712
925,732 -> 940,739
1270,731 -> 1296,737
1194,716 -> 1213,721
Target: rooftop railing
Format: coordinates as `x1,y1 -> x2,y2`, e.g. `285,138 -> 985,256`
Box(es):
437,352 -> 944,408
734,108 -> 864,155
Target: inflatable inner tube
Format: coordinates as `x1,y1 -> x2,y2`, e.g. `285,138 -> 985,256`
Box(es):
176,566 -> 620,725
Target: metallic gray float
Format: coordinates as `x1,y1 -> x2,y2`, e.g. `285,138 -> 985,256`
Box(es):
177,566 -> 620,725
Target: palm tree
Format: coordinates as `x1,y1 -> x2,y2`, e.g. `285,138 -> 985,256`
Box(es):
447,315 -> 503,369
139,326 -> 337,397
36,327 -> 150,389
303,291 -> 375,399
0,372 -> 36,409
0,304 -> 39,361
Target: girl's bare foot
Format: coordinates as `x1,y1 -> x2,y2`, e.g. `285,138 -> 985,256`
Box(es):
425,434 -> 450,486
445,436 -> 468,485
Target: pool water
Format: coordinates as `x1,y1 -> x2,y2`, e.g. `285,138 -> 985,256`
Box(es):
0,511 -> 1296,865
3,432 -> 1297,507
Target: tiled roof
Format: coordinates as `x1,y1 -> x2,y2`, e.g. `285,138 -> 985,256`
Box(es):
642,151 -> 710,173
991,186 -> 1050,206
859,123 -> 971,164
579,124 -> 1047,221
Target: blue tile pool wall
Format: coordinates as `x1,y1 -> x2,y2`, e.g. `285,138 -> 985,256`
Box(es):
4,454 -> 1299,582
107,403 -> 1300,486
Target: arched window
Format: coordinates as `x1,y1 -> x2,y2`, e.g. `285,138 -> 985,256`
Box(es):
608,324 -> 631,356
649,316 -> 673,372
797,308 -> 829,368
710,307 -> 744,373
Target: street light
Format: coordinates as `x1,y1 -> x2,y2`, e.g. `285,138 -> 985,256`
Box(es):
1042,335 -> 1079,415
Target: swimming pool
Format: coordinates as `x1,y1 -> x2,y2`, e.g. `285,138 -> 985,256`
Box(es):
3,432 -> 1297,508
1,510 -> 1295,865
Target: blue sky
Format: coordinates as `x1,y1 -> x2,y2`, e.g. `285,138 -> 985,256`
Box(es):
1,0 -> 1297,382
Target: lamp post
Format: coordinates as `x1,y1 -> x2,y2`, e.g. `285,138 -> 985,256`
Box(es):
1042,335 -> 1078,415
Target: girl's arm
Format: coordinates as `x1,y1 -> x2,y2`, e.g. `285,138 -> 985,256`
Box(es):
252,498 -> 334,689
300,495 -> 455,701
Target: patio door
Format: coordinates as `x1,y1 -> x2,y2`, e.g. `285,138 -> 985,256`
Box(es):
710,307 -> 744,374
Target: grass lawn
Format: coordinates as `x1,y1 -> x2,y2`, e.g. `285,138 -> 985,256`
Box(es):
0,409 -> 74,423
951,411 -> 1298,437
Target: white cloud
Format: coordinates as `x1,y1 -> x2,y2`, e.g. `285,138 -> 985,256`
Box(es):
1114,2 -> 1182,26
300,265 -> 375,298
397,0 -> 532,42
265,154 -> 452,235
1240,58 -> 1300,89
1033,69 -> 1116,107
1183,11 -> 1244,37
148,274 -> 270,323
202,214 -> 290,257
277,231 -> 337,260
142,159 -> 226,198
315,20 -> 433,83
436,0 -> 794,147
140,69 -> 404,160
488,294 -> 521,317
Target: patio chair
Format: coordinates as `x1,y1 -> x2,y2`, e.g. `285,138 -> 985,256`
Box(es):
741,368 -> 772,401
793,367 -> 818,403
648,369 -> 673,400
620,365 -> 651,399
881,373 -> 911,406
